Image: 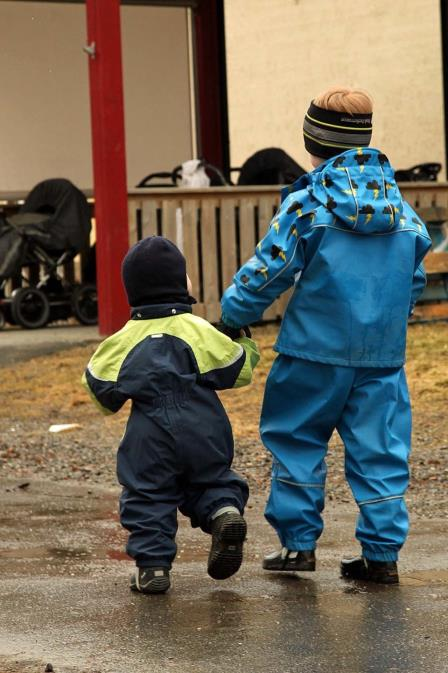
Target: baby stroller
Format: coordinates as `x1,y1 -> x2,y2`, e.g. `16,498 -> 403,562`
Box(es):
0,178 -> 97,329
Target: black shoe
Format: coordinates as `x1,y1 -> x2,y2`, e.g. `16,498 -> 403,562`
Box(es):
207,512 -> 247,580
262,548 -> 316,571
130,567 -> 171,594
340,556 -> 399,584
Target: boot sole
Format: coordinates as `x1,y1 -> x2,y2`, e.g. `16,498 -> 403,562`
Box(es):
130,575 -> 171,594
208,514 -> 247,580
340,566 -> 399,585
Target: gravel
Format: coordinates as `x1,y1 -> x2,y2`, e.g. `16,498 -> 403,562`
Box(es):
1,419 -> 447,520
1,323 -> 447,520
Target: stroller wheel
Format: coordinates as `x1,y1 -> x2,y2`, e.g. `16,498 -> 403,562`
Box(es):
71,284 -> 98,325
11,287 -> 50,329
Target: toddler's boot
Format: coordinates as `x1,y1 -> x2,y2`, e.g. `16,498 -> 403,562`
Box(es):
208,508 -> 247,580
263,548 -> 316,571
130,567 -> 171,594
340,556 -> 399,584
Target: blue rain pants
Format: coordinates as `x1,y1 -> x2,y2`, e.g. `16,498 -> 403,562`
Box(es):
262,356 -> 411,562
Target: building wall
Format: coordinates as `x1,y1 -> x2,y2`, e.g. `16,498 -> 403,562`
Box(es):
225,0 -> 445,177
0,2 -> 194,192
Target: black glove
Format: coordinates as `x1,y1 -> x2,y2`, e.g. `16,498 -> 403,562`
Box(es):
216,321 -> 252,340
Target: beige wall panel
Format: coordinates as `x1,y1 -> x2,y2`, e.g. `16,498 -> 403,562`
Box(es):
225,0 -> 445,176
0,2 -> 193,192
0,2 -> 90,191
122,6 -> 194,187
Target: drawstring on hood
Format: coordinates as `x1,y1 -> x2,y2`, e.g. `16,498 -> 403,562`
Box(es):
309,148 -> 404,234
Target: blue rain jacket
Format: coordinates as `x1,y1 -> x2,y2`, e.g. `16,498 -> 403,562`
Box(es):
222,148 -> 432,367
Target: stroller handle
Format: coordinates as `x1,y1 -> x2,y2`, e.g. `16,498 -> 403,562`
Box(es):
136,161 -> 228,188
136,169 -> 180,188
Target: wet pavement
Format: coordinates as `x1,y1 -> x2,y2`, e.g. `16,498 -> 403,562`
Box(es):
0,325 -> 100,367
0,479 -> 447,673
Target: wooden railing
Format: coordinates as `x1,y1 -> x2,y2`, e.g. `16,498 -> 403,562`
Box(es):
128,186 -> 282,322
2,183 -> 448,322
128,183 -> 448,322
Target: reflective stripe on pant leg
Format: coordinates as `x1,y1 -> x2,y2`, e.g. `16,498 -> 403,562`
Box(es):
261,356 -> 354,549
265,466 -> 324,550
338,367 -> 411,559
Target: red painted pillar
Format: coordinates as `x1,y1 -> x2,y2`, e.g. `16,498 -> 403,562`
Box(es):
85,0 -> 129,335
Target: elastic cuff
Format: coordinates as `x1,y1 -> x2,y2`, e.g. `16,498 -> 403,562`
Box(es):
363,549 -> 398,562
137,560 -> 172,569
221,312 -> 242,329
283,539 -> 317,552
202,499 -> 244,532
211,505 -> 240,520
207,499 -> 243,521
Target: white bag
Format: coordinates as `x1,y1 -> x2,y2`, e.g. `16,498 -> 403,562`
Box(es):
179,159 -> 210,188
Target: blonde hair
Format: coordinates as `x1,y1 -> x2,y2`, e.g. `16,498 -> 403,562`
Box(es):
313,86 -> 373,115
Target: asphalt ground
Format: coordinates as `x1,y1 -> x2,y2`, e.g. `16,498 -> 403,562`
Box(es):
0,479 -> 447,673
0,325 -> 100,367
1,323 -> 447,672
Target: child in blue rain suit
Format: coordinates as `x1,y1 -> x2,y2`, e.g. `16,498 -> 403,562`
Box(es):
83,236 -> 259,594
220,87 -> 432,583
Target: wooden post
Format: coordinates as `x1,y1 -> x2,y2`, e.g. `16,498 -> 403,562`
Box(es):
441,1 -> 448,179
193,0 -> 230,179
85,0 -> 129,335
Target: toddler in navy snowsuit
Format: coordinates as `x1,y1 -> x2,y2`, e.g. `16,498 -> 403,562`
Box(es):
221,87 -> 432,583
82,236 -> 259,593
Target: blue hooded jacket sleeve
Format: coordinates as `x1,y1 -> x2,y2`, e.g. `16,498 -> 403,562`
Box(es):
409,226 -> 432,315
221,190 -> 309,328
409,263 -> 426,316
407,212 -> 432,315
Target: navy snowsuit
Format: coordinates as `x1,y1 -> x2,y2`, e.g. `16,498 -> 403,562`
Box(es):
83,304 -> 259,568
221,148 -> 432,561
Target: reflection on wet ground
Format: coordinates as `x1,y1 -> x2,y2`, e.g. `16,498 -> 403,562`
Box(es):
0,479 -> 447,673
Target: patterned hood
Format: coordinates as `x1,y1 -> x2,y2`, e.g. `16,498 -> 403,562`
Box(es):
309,148 -> 404,234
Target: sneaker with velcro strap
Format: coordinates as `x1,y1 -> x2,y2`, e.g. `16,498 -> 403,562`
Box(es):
130,567 -> 171,594
262,548 -> 316,571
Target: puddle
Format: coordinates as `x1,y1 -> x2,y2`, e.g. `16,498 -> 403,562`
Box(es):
106,549 -> 130,562
0,479 -> 447,673
0,544 -> 132,569
0,546 -> 92,561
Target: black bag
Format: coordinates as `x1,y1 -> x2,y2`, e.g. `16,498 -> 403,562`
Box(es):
395,162 -> 441,182
237,148 -> 306,186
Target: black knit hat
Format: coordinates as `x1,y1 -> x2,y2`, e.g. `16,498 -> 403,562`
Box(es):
121,236 -> 191,307
303,101 -> 373,159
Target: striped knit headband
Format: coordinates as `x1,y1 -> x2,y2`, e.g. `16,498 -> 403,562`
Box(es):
303,101 -> 373,159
